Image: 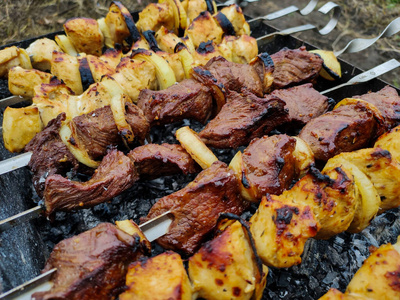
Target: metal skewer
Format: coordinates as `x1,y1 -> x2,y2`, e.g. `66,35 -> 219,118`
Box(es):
0,211 -> 173,300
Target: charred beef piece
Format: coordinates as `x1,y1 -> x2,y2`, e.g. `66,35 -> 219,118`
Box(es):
32,223 -> 151,300
271,46 -> 323,89
241,134 -> 297,198
199,89 -> 289,149
71,102 -> 149,160
43,149 -> 138,216
142,161 -> 247,255
353,85 -> 400,129
299,101 -> 385,161
25,113 -> 83,198
137,79 -> 213,125
128,143 -> 200,179
192,56 -> 263,97
271,83 -> 333,131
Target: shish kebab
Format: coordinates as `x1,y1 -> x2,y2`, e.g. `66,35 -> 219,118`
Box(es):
0,52 -> 398,230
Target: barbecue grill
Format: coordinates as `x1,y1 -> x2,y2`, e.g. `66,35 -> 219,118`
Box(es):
0,3 -> 399,299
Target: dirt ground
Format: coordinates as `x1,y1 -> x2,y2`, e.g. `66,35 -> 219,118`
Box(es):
0,0 -> 399,86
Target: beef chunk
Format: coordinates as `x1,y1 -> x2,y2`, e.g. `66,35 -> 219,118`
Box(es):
353,85 -> 400,129
128,143 -> 200,179
137,79 -> 213,125
299,101 -> 385,161
242,134 -> 297,198
271,47 -> 323,89
71,102 -> 150,160
271,83 -> 332,131
32,223 -> 150,300
199,90 -> 288,149
25,113 -> 81,198
43,150 -> 138,216
142,161 -> 247,255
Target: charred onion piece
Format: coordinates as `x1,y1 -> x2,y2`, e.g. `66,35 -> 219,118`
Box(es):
214,12 -> 236,36
159,0 -> 188,35
309,49 -> 342,81
175,42 -> 194,78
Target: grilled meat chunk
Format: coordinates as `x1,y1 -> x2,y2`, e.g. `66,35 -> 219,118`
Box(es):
199,90 -> 288,149
271,83 -> 332,130
128,143 -> 200,179
43,149 -> 138,216
137,79 -> 212,125
142,161 -> 247,255
26,38 -> 62,71
120,251 -> 192,300
25,113 -> 81,198
353,85 -> 400,129
71,102 -> 149,160
31,222 -> 150,300
271,47 -> 323,89
239,134 -> 297,199
299,100 -> 385,161
193,56 -> 263,98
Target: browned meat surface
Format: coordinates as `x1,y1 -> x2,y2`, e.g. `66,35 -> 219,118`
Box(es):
299,102 -> 384,161
242,134 -> 297,197
271,83 -> 332,129
32,223 -> 150,300
142,161 -> 247,255
43,150 -> 138,216
137,79 -> 213,125
353,85 -> 400,129
25,113 -> 82,198
192,56 -> 263,97
71,102 -> 149,160
199,90 -> 289,149
128,143 -> 200,179
271,47 -> 323,89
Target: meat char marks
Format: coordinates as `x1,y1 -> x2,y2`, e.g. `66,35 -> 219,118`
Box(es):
271,46 -> 323,90
137,79 -> 213,125
32,223 -> 151,300
43,149 -> 138,216
199,89 -> 288,149
143,161 -> 247,255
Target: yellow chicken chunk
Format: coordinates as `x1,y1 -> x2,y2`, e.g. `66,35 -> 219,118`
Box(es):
189,220 -> 267,300
219,35 -> 258,64
64,17 -> 104,56
51,51 -> 83,94
220,4 -> 250,36
120,251 -> 192,300
3,106 -> 43,152
375,125 -> 400,162
8,66 -> 54,98
0,46 -> 32,77
185,11 -> 223,48
136,2 -> 175,33
26,38 -> 62,71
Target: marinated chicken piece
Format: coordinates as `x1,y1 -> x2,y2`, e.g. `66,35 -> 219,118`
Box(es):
64,17 -> 104,56
319,237 -> 400,300
192,41 -> 225,67
353,85 -> 400,129
271,83 -> 332,130
113,57 -> 157,101
332,147 -> 400,212
86,54 -> 116,83
25,113 -> 81,198
271,46 -> 323,89
71,102 -> 149,160
185,11 -> 224,48
375,124 -> 400,162
220,4 -> 250,36
229,135 -> 297,202
218,35 -> 258,64
199,90 -> 288,149
0,46 -> 32,77
43,149 -> 138,216
51,51 -> 83,94
31,222 -> 151,300
105,2 -> 137,47
184,0 -> 208,23
157,51 -> 186,82
120,251 -> 192,300
8,66 -> 55,98
193,56 -> 263,98
137,78 -> 212,125
142,161 -> 247,255
299,100 -> 385,161
189,218 -> 267,300
128,143 -> 200,179
26,38 -> 62,71
250,194 -> 320,268
155,26 -> 188,54
136,2 -> 174,33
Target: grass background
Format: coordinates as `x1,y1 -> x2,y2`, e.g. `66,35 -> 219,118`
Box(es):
0,0 -> 399,86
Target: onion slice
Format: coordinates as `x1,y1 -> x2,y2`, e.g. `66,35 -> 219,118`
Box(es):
159,0 -> 188,34
175,42 -> 194,78
55,35 -> 78,56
